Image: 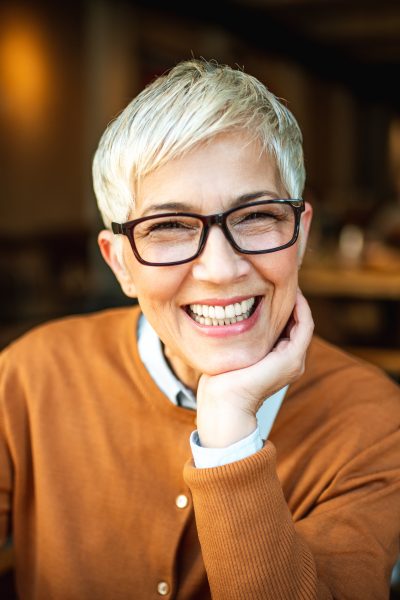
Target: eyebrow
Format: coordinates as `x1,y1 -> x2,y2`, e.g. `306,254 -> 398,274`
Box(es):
139,190 -> 282,217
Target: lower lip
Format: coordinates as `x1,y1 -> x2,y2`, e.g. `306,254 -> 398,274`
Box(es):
183,297 -> 263,338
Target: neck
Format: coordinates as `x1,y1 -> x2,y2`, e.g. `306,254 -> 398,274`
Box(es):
162,345 -> 200,392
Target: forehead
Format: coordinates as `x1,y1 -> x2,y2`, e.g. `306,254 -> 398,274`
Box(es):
133,133 -> 286,217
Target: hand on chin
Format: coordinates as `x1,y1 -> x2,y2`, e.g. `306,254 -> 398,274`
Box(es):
196,290 -> 314,448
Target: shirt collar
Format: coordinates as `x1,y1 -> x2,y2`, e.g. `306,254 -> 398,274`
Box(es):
137,314 -> 196,409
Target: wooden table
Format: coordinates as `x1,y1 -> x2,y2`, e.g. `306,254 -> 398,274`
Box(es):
299,264 -> 400,300
299,263 -> 400,377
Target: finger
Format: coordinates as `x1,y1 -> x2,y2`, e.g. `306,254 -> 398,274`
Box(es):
290,289 -> 314,351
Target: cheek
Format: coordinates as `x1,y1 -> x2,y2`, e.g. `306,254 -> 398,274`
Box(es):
252,247 -> 299,287
253,251 -> 299,327
130,263 -> 189,309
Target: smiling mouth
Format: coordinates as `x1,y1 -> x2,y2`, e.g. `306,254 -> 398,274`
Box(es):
186,296 -> 260,326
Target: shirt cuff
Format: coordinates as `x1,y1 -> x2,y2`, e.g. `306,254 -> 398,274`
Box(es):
190,427 -> 263,468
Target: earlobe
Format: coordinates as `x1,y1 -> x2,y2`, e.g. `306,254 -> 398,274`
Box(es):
97,230 -> 115,270
97,230 -> 137,298
297,202 -> 313,267
302,202 -> 313,239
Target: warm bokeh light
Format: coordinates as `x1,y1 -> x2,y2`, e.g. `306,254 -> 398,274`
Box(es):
0,9 -> 51,134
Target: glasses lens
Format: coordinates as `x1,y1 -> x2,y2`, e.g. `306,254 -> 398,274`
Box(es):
133,215 -> 202,264
227,202 -> 296,252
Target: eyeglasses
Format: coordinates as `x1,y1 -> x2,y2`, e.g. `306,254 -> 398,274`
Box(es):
111,199 -> 305,267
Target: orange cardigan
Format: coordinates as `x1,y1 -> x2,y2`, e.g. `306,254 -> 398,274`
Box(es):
1,306 -> 399,599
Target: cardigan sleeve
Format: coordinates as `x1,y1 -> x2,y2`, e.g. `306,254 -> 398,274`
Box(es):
183,425 -> 400,599
0,350 -> 13,548
0,426 -> 12,549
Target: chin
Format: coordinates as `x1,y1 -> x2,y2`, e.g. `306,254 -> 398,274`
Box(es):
195,347 -> 268,376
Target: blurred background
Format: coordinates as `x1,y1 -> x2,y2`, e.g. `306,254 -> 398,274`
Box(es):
0,0 -> 400,594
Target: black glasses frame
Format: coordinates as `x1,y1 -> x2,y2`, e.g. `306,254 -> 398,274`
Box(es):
111,198 -> 305,267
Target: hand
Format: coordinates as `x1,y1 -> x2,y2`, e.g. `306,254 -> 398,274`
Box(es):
196,290 -> 314,448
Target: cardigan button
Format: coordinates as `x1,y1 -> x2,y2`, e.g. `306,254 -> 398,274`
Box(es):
157,581 -> 170,595
175,494 -> 189,509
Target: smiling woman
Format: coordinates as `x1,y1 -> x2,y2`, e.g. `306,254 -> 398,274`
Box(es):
99,132 -> 312,384
1,59 -> 400,600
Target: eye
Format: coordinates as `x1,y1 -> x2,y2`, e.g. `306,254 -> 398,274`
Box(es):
241,211 -> 277,221
232,210 -> 282,227
136,216 -> 201,240
148,220 -> 191,231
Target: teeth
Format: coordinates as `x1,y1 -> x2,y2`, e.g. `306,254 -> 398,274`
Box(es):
188,297 -> 256,326
225,304 -> 235,318
234,302 -> 242,316
215,306 -> 225,320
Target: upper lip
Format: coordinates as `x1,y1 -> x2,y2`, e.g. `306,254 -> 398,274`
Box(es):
184,295 -> 260,307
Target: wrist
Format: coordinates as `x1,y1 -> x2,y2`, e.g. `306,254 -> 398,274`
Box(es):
197,406 -> 257,448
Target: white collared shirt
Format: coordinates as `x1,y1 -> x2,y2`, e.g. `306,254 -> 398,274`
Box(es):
138,314 -> 287,468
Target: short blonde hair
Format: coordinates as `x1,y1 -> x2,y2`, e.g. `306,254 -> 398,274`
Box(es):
92,59 -> 305,229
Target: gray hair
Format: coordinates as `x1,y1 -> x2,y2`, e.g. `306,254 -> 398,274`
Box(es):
92,59 -> 305,230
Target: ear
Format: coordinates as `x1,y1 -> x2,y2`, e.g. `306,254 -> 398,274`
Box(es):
297,201 -> 313,267
97,230 -> 137,298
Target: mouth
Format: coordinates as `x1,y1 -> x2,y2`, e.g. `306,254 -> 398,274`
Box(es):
186,296 -> 261,327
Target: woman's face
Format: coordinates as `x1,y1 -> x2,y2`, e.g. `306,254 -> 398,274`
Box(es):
115,133 -> 311,389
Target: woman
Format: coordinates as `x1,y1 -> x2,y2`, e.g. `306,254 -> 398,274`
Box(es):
1,59 -> 399,599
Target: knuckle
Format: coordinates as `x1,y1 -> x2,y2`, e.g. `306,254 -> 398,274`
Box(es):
292,356 -> 305,377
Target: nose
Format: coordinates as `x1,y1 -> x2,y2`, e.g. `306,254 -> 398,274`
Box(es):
191,225 -> 251,283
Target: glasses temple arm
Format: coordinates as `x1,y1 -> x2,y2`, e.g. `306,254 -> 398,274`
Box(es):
111,223 -> 124,234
